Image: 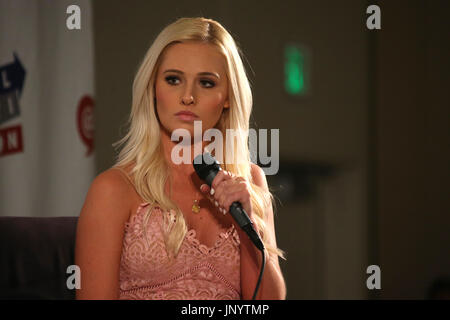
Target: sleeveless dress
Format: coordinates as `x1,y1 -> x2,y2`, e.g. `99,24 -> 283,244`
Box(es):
119,202 -> 241,300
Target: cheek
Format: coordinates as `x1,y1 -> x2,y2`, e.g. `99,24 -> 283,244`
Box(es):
205,93 -> 226,113
155,84 -> 178,121
155,84 -> 171,108
200,95 -> 226,130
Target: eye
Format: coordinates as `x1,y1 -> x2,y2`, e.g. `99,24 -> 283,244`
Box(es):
165,76 -> 180,85
200,79 -> 216,88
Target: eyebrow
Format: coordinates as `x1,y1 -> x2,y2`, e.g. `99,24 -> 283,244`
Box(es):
163,69 -> 220,79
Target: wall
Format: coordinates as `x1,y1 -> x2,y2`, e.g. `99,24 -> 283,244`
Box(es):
376,0 -> 450,299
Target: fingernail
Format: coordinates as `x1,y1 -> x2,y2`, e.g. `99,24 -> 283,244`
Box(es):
210,188 -> 215,195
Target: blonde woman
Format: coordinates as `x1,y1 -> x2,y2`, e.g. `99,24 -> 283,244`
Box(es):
75,17 -> 286,300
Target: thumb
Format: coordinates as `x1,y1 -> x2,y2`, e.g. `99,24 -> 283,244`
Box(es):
200,184 -> 210,194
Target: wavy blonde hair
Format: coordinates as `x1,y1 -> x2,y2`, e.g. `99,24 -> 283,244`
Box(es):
112,17 -> 285,260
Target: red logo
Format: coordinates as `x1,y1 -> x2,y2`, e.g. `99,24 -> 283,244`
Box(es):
0,125 -> 24,157
76,95 -> 94,156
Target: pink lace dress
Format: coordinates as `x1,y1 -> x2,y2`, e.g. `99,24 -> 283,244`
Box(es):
119,203 -> 241,300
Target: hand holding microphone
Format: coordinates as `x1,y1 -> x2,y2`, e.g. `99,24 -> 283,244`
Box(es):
193,153 -> 264,251
200,170 -> 252,219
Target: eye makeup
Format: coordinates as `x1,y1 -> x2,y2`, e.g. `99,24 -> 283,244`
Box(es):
164,75 -> 216,88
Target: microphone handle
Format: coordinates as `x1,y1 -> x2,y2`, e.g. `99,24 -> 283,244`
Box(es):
229,202 -> 265,251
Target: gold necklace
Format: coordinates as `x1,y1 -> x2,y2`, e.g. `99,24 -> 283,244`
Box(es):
192,199 -> 201,213
191,188 -> 202,213
168,176 -> 201,213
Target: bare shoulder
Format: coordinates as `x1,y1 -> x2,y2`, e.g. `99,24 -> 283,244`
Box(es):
96,167 -> 129,186
80,167 -> 134,222
93,168 -> 133,201
98,166 -> 134,191
250,163 -> 269,191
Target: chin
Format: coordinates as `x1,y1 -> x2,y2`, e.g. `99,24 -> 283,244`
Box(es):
169,123 -> 196,138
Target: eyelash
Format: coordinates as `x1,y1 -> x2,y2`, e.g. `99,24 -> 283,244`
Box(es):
164,76 -> 215,88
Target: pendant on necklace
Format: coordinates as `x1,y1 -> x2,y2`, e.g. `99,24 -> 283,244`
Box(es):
192,199 -> 201,213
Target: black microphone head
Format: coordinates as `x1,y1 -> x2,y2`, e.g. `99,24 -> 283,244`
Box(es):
193,153 -> 221,186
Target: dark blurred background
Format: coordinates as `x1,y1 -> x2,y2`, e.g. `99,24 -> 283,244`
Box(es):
92,0 -> 448,299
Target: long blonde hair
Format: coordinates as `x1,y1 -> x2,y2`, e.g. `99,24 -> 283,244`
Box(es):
112,17 -> 285,260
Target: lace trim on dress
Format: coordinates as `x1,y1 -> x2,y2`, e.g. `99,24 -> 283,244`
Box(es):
124,202 -> 240,250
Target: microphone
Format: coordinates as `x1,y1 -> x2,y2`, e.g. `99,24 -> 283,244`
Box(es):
193,153 -> 265,251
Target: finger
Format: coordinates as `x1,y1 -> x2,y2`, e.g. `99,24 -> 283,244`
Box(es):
216,178 -> 244,197
200,184 -> 216,202
215,179 -> 251,213
214,177 -> 244,205
223,184 -> 249,210
200,184 -> 210,194
211,170 -> 231,191
213,172 -> 240,196
214,179 -> 232,207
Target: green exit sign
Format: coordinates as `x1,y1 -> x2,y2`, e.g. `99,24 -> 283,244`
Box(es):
284,44 -> 311,96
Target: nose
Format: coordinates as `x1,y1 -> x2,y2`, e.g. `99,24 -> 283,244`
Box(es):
181,95 -> 194,105
181,82 -> 196,106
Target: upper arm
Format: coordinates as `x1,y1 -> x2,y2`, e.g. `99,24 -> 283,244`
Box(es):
250,163 -> 269,191
250,163 -> 280,261
245,163 -> 286,299
75,169 -> 132,299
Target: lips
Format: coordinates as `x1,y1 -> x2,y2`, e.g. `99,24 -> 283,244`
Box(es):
175,111 -> 198,117
175,110 -> 198,121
